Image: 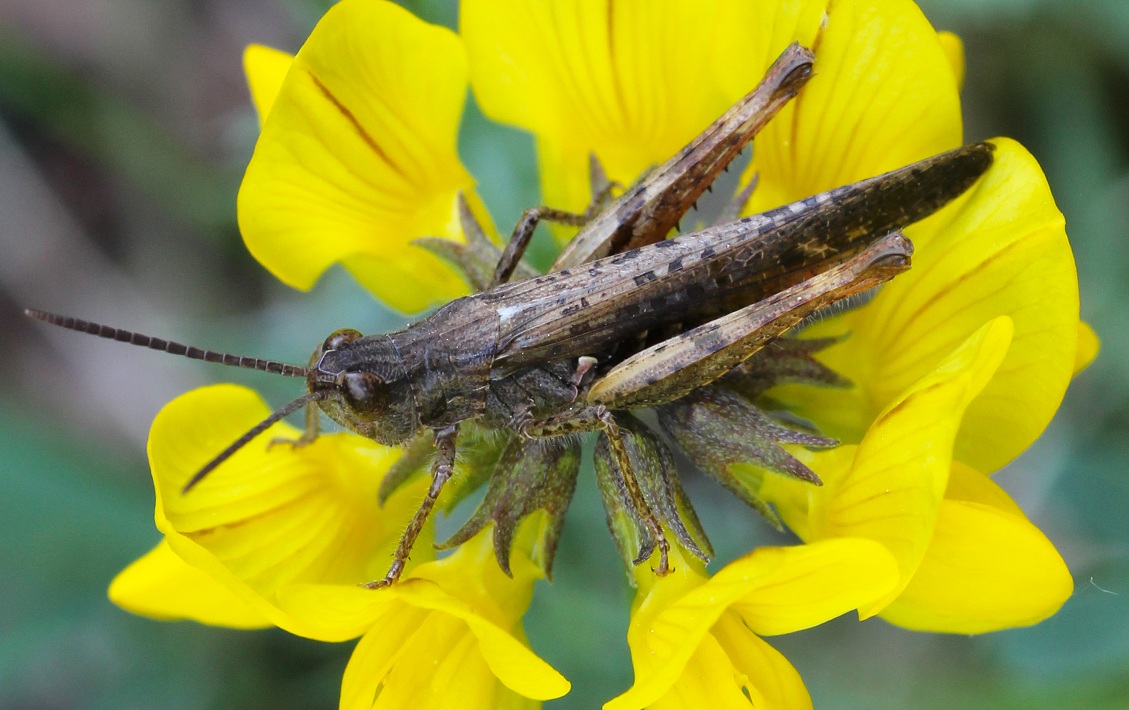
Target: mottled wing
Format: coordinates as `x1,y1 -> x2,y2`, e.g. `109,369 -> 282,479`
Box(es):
586,232 -> 914,409
488,142 -> 995,368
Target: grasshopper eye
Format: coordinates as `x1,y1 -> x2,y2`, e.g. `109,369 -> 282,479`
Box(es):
342,370 -> 383,406
324,328 -> 362,351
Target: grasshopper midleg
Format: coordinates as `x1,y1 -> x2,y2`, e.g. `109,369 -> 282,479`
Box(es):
517,404 -> 673,573
489,178 -> 619,288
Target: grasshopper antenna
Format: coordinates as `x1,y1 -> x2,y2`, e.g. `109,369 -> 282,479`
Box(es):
182,389 -> 338,493
24,309 -> 308,378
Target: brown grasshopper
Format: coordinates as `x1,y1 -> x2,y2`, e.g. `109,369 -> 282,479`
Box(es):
25,43 -> 994,587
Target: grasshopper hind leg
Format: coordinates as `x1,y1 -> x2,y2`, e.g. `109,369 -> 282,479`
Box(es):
518,405 -> 672,577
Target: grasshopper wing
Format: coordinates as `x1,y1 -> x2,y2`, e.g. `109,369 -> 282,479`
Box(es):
489,143 -> 994,369
586,232 -> 913,409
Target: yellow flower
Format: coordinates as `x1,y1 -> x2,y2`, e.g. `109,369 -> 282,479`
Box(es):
110,384 -> 568,706
110,383 -> 430,637
605,540 -> 899,710
285,527 -> 569,709
761,317 -> 1079,632
109,0 -> 1094,706
238,0 -> 481,313
458,0 -> 1092,634
720,1 -> 1092,632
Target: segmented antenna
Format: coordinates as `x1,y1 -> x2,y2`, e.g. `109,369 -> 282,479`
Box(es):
182,389 -> 338,493
24,309 -> 308,378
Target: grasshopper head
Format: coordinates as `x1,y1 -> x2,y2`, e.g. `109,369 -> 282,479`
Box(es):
308,329 -> 420,445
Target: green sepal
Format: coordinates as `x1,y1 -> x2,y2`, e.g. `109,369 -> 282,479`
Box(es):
414,193 -> 538,291
594,414 -> 713,583
658,384 -> 835,528
438,435 -> 581,580
377,422 -> 507,515
724,335 -> 850,398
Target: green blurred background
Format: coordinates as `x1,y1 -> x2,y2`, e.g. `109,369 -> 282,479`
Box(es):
1,0 -> 1126,708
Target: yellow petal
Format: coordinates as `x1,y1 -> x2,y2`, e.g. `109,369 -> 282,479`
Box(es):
785,139 -> 1080,475
936,31 -> 965,88
730,0 -> 962,214
1075,321 -> 1100,374
613,539 -> 896,708
275,583 -> 400,641
943,460 -> 1024,516
341,606 -> 537,710
239,0 -> 474,311
243,44 -> 293,126
883,140 -> 1078,470
108,540 -> 269,629
278,524 -> 556,652
880,466 -> 1073,633
149,384 -> 428,640
788,319 -> 1013,617
626,628 -> 769,710
298,562 -> 565,706
392,578 -> 570,700
462,0 -> 737,221
725,540 -> 899,636
409,521 -> 545,629
712,615 -> 813,710
711,0 -> 829,92
339,601 -> 430,709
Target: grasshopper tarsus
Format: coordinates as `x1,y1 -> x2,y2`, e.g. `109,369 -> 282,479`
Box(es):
652,537 -> 672,577
361,560 -> 403,590
266,434 -> 313,450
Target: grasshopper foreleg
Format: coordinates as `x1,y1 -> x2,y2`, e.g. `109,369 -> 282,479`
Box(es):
268,400 -> 322,449
364,423 -> 460,589
518,405 -> 671,576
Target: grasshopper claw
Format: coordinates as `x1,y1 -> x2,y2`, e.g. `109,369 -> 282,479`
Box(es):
361,560 -> 404,590
267,433 -> 316,450
652,537 -> 672,577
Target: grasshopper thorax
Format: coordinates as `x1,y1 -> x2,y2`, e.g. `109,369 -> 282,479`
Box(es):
308,328 -> 420,445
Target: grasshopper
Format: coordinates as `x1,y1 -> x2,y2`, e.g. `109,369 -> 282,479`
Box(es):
26,44 -> 994,587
